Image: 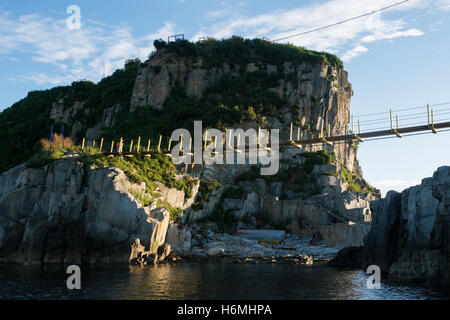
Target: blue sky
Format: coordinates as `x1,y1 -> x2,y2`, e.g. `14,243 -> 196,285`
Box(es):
0,0 -> 450,195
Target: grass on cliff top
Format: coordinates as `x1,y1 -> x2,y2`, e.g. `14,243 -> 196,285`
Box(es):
26,135 -> 198,200
82,151 -> 197,221
82,152 -> 198,199
152,36 -> 343,69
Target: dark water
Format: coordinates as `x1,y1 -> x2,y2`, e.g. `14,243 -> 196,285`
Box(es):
0,262 -> 447,300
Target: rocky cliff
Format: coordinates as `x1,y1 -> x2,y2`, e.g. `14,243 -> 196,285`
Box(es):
0,37 -> 379,264
182,148 -> 375,250
30,38 -> 358,172
0,155 -> 198,264
361,166 -> 450,286
130,40 -> 356,171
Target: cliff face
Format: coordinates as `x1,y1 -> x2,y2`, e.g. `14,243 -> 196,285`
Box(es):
130,48 -> 357,172
182,150 -> 374,249
0,156 -> 196,264
0,39 -> 380,264
3,40 -> 360,175
363,166 -> 450,286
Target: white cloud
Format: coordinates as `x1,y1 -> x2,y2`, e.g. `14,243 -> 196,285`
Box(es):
0,10 -> 175,85
205,9 -> 228,18
197,0 -> 426,60
342,45 -> 368,62
438,0 -> 450,10
372,179 -> 421,197
0,0 -> 438,85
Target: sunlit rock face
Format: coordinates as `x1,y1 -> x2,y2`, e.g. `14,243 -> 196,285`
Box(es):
0,157 -> 187,265
131,49 -> 357,172
363,166 -> 450,286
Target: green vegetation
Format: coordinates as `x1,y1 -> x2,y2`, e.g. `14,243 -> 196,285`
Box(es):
26,148 -> 72,169
84,152 -> 197,221
1,37 -> 344,180
157,199 -> 183,221
0,59 -> 142,174
301,150 -> 336,173
129,188 -> 153,207
28,146 -> 198,199
82,153 -> 197,198
152,36 -> 343,69
0,87 -> 71,173
102,68 -> 289,146
27,140 -> 196,221
339,165 -> 374,195
191,178 -> 221,211
26,133 -> 77,168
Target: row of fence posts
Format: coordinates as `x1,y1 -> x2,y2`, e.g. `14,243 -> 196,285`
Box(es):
74,104 -> 442,155
78,126 -> 281,156
61,105 -> 441,156
51,102 -> 442,158
76,122 -> 339,157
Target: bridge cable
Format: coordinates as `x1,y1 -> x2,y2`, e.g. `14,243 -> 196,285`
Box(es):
272,0 -> 410,42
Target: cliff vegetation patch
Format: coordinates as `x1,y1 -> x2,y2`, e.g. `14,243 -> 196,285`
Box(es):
152,36 -> 343,69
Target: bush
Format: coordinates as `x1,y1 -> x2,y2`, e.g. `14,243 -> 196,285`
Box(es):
301,150 -> 336,173
82,153 -> 198,198
340,165 -> 374,195
40,134 -> 74,151
26,134 -> 77,168
155,36 -> 343,69
153,39 -> 167,50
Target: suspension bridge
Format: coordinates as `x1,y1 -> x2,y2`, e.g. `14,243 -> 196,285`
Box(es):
77,102 -> 450,157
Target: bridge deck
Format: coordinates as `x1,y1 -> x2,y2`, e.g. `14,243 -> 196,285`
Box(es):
97,121 -> 450,156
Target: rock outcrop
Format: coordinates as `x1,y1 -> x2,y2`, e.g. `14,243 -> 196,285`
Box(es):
362,166 -> 450,286
181,145 -> 376,249
0,157 -> 189,265
131,49 -> 358,172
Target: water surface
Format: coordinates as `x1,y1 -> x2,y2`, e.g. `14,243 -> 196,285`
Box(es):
0,262 -> 446,300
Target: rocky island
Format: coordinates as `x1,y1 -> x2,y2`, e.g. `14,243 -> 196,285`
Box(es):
0,37 -> 447,289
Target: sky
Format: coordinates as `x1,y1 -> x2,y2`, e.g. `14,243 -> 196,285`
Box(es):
0,0 -> 449,196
